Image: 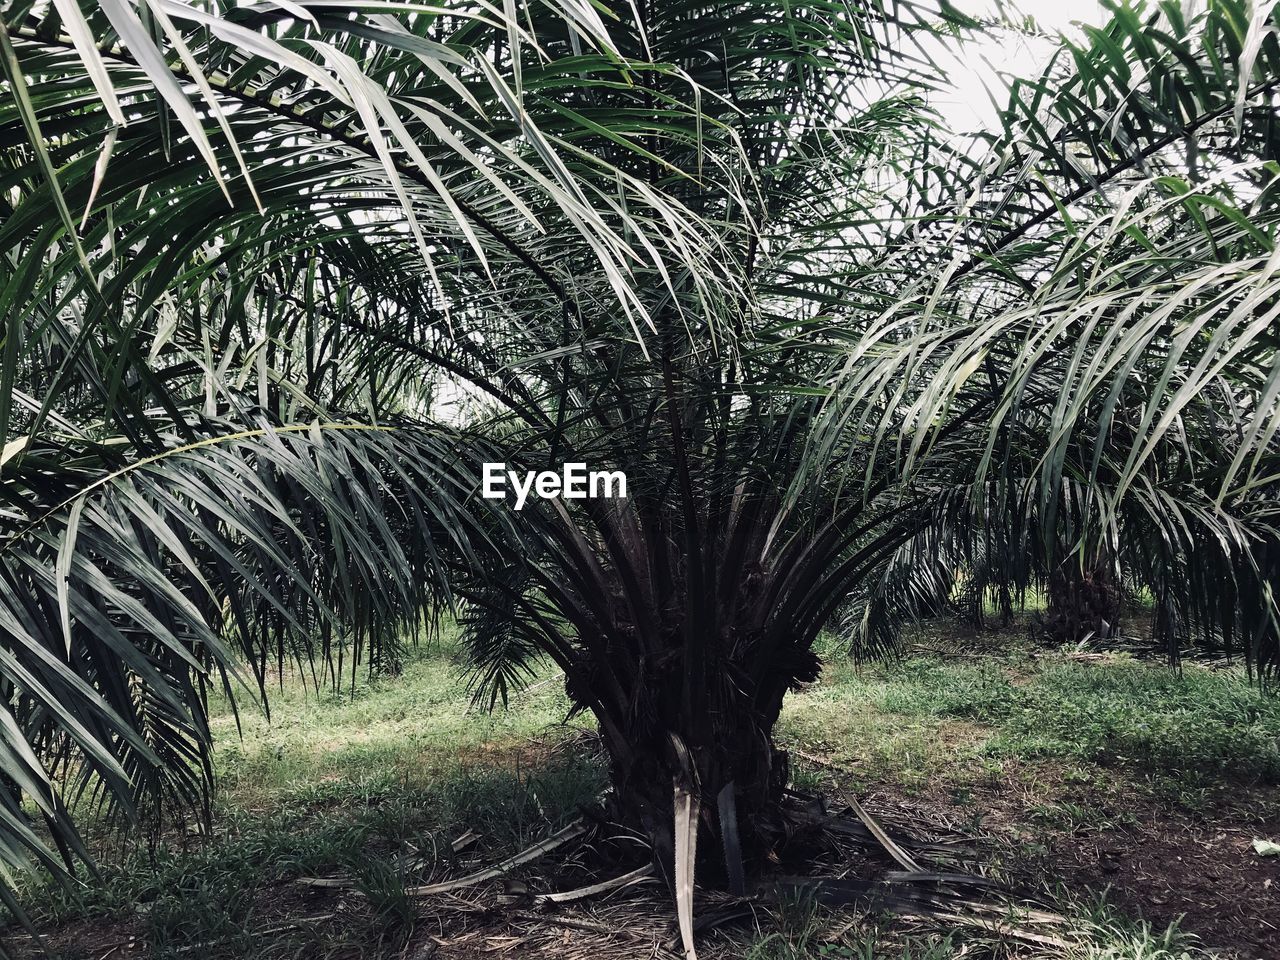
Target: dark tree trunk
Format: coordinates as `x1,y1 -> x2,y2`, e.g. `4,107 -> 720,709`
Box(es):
537,465 -> 857,890
604,719 -> 790,887
1045,559 -> 1123,645
577,646 -> 805,889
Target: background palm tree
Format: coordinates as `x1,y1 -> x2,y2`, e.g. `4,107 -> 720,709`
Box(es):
0,0 -> 1277,940
836,0 -> 1280,665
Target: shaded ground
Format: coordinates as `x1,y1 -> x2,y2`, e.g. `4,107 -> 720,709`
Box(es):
1045,801 -> 1279,956
804,739 -> 1280,959
4,622 -> 1279,959
780,631 -> 1280,960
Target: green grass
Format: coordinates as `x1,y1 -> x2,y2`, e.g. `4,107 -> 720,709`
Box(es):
991,660 -> 1280,786
7,629 -> 603,959
209,621 -> 582,809
735,888 -> 959,960
1062,891 -> 1210,960
782,643 -> 1280,797
8,625 -> 1277,958
732,888 -> 1208,960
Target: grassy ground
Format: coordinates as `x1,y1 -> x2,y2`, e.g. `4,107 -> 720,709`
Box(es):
780,630 -> 1280,959
784,634 -> 1280,806
5,622 -> 1279,959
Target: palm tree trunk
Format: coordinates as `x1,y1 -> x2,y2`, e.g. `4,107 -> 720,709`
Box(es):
590,660 -> 796,888
1046,559 -> 1123,645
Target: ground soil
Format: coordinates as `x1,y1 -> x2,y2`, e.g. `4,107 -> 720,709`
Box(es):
9,637 -> 1279,959
865,760 -> 1280,959
1039,797 -> 1280,958
12,779 -> 1280,959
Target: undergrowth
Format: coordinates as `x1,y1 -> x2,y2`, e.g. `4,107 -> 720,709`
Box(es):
786,644 -> 1280,792
6,629 -> 1272,958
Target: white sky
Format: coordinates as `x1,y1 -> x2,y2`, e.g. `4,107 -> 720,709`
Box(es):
937,0 -> 1107,130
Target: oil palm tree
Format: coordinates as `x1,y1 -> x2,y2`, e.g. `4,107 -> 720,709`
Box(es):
838,0 -> 1280,664
0,0 -> 1278,946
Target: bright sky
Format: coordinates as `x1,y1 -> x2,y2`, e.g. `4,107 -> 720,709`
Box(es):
938,0 -> 1107,130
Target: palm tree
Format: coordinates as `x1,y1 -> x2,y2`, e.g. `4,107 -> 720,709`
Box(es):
0,0 -> 1277,943
836,0 -> 1280,664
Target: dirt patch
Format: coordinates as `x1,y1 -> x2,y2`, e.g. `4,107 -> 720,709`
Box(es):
6,916 -> 144,959
1040,804 -> 1280,959
862,761 -> 1280,960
